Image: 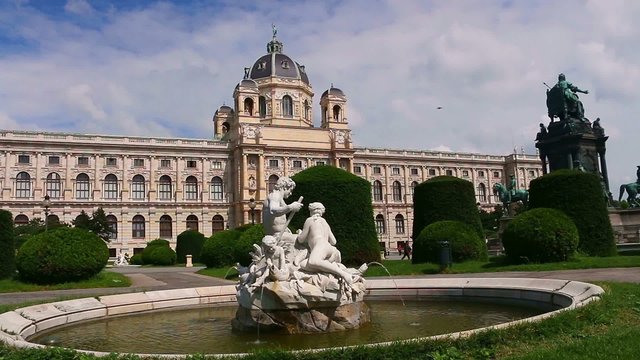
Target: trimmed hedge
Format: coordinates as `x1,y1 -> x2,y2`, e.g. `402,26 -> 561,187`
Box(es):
290,166 -> 380,265
149,245 -> 177,266
412,176 -> 484,240
175,230 -> 205,264
0,210 -> 15,279
413,220 -> 488,264
235,225 -> 264,266
16,227 -> 109,284
141,239 -> 171,265
129,253 -> 143,265
502,208 -> 579,263
528,169 -> 616,256
201,229 -> 242,268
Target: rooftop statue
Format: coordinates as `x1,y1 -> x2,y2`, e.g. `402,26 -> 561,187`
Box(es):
546,73 -> 589,123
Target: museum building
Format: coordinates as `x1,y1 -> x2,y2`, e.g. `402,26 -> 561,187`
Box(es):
0,34 -> 542,256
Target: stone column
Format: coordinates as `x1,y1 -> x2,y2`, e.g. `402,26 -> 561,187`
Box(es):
34,152 -> 42,198
148,156 -> 156,201
93,153 -> 101,200
64,153 -> 72,200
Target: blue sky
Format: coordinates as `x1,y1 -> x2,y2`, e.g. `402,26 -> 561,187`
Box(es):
1,0 -> 640,190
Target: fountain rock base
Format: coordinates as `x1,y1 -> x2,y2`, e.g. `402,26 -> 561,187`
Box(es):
232,301 -> 371,334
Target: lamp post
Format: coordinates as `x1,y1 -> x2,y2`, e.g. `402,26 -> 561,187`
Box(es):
43,195 -> 51,231
248,198 -> 256,225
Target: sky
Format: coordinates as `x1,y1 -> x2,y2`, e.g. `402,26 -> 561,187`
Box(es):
1,0 -> 640,191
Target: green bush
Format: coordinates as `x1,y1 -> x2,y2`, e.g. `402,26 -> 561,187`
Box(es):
129,253 -> 143,265
413,220 -> 488,263
141,239 -> 171,265
175,230 -> 205,264
502,207 -> 579,263
0,210 -> 15,279
16,227 -> 109,284
412,176 -> 484,240
528,169 -> 616,256
201,229 -> 242,268
235,225 -> 264,266
290,166 -> 380,265
149,245 -> 177,266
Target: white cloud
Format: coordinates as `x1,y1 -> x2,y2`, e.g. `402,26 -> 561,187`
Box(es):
0,0 -> 639,190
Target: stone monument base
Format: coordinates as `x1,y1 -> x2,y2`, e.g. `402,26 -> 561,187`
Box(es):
231,301 -> 371,334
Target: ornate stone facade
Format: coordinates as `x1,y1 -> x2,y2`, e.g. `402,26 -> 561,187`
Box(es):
0,34 -> 542,255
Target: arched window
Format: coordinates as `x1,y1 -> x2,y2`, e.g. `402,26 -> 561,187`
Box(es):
304,100 -> 310,120
212,215 -> 224,235
210,176 -> 223,201
76,173 -> 90,199
158,175 -> 172,200
46,172 -> 61,199
186,215 -> 199,232
131,175 -> 146,200
15,172 -> 31,198
392,181 -> 402,202
132,215 -> 145,238
14,214 -> 29,226
185,176 -> 198,200
222,122 -> 230,134
373,180 -> 383,202
395,214 -> 405,234
47,214 -> 60,225
244,98 -> 254,116
332,105 -> 341,121
106,215 -> 118,240
159,215 -> 172,239
282,95 -> 293,117
375,214 -> 385,234
477,183 -> 487,202
268,175 -> 279,194
104,174 -> 118,199
259,96 -> 266,118
410,181 -> 419,195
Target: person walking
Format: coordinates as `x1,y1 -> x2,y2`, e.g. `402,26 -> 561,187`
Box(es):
401,242 -> 412,260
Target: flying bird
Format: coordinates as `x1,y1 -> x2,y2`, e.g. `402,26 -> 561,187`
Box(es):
436,106 -> 443,109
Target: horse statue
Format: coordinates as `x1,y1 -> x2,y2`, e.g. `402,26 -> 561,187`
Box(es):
493,183 -> 529,216
619,182 -> 640,208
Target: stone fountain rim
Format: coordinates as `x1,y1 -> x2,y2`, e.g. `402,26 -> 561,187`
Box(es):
0,277 -> 604,358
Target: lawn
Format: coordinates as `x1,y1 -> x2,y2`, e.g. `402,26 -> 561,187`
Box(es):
0,271 -> 131,293
197,254 -> 640,280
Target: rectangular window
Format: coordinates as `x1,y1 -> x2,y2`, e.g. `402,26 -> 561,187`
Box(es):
373,166 -> 381,174
106,157 -> 117,167
78,156 -> 89,166
315,161 -> 325,166
292,160 -> 302,168
528,170 -> 536,177
410,168 -> 419,176
445,169 -> 453,176
160,159 -> 171,168
478,170 -> 485,178
428,169 -> 436,176
133,158 -> 144,167
493,171 -> 501,178
211,161 -> 223,169
186,160 -> 197,168
392,167 -> 400,175
48,156 -> 60,165
354,166 -> 362,174
269,159 -> 279,168
462,170 -> 469,177
18,155 -> 30,164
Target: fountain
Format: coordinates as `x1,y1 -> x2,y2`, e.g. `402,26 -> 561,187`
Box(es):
233,178 -> 370,334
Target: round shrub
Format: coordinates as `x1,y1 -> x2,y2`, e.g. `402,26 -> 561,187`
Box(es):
201,229 -> 242,268
16,227 -> 109,284
235,225 -> 264,266
528,169 -> 616,256
0,210 -> 15,279
290,166 -> 380,265
502,208 -> 579,263
412,176 -> 484,240
413,220 -> 488,264
148,246 -> 177,266
129,253 -> 143,265
175,230 -> 205,264
141,239 -> 171,265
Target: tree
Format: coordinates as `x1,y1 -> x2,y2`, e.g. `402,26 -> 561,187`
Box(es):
0,210 -> 15,279
72,210 -> 91,229
72,208 -> 112,242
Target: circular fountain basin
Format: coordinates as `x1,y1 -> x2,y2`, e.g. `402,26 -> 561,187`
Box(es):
0,277 -> 603,358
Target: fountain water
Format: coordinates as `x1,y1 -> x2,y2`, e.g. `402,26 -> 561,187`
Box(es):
368,261 -> 405,306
